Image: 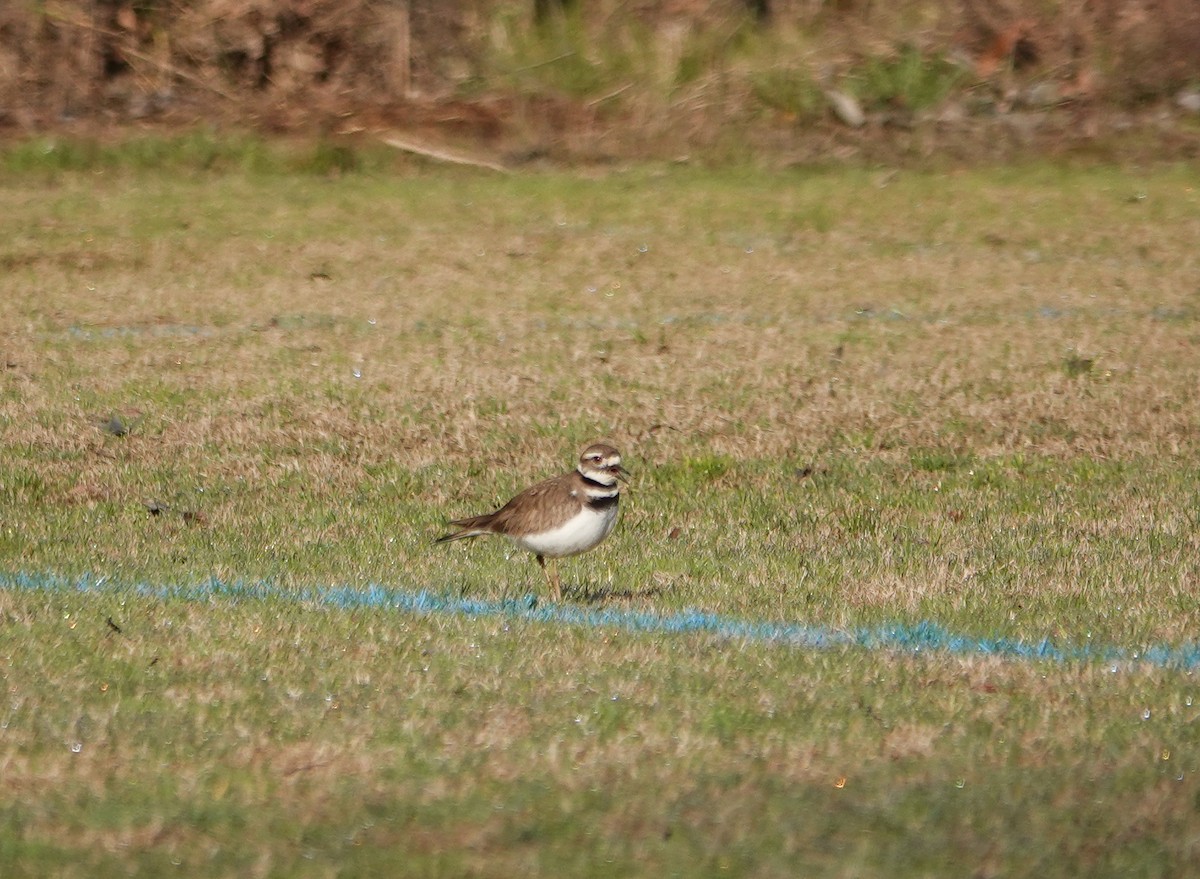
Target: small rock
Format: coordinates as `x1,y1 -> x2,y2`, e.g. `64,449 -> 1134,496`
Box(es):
1020,81 -> 1060,109
825,89 -> 865,128
1176,90 -> 1200,114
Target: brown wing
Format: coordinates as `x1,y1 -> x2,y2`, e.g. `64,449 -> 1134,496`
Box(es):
448,473 -> 573,535
473,472 -> 577,537
438,468 -> 583,543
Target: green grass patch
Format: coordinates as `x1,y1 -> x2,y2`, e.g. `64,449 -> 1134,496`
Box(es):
849,44 -> 969,112
0,131 -> 401,178
750,67 -> 827,121
2,149 -> 1200,874
1,587 -> 1198,878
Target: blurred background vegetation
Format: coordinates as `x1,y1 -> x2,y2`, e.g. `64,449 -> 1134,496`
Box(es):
1,0 -> 1198,162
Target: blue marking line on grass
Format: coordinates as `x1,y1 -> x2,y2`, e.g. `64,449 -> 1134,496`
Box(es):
4,570 -> 1200,670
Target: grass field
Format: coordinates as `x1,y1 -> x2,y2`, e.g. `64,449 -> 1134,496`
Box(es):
3,139 -> 1200,876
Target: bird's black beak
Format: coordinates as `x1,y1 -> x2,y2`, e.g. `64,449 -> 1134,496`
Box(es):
613,464 -> 630,483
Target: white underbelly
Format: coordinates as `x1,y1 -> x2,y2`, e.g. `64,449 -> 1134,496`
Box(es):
515,505 -> 618,558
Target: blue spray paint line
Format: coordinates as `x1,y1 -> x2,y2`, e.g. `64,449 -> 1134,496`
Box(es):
4,570 -> 1199,670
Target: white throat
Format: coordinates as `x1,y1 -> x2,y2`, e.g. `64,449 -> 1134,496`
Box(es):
580,466 -> 619,487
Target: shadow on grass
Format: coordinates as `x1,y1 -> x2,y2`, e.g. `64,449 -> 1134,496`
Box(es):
566,582 -> 666,605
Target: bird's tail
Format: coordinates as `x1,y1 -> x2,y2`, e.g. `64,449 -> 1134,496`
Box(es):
435,514 -> 495,544
435,529 -> 486,544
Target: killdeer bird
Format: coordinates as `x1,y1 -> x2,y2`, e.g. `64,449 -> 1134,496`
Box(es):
436,443 -> 629,600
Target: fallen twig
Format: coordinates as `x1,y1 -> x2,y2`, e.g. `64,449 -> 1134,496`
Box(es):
382,136 -> 510,173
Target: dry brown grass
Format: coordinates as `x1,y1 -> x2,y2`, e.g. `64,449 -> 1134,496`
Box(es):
7,166 -> 1198,468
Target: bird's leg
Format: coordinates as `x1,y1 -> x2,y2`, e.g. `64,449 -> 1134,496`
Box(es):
536,554 -> 561,601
